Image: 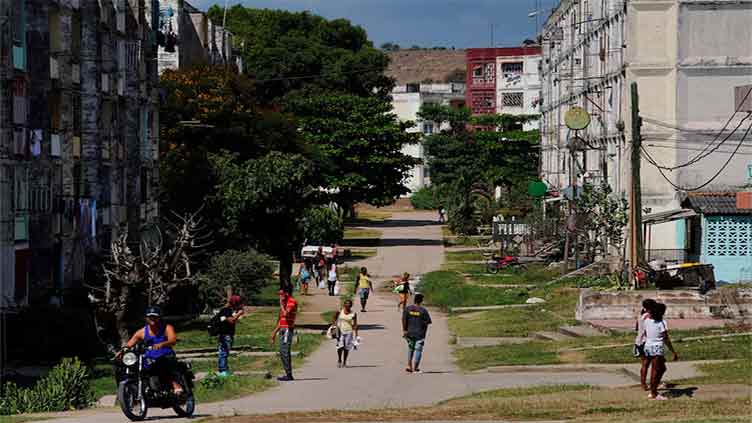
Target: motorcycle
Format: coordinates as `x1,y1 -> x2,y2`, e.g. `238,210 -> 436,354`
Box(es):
115,344 -> 196,421
486,255 -> 527,274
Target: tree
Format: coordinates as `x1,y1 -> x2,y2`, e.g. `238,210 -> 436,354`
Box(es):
209,151 -> 316,290
420,105 -> 540,235
89,211 -> 208,349
574,183 -> 628,262
208,6 -> 394,103
198,249 -> 274,308
283,93 -> 421,214
301,207 -> 344,245
380,42 -> 401,51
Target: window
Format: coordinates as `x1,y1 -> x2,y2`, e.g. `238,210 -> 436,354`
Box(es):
472,65 -> 484,78
12,0 -> 25,45
49,10 -> 61,52
71,13 -> 81,56
502,62 -> 523,76
423,121 -> 435,135
501,92 -> 524,108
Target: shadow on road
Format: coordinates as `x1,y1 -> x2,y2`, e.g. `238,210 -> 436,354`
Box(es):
665,386 -> 698,398
357,324 -> 386,331
367,219 -> 441,228
342,238 -> 443,248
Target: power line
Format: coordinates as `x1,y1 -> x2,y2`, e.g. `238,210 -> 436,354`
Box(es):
640,119 -> 752,192
643,143 -> 752,156
643,112 -> 752,171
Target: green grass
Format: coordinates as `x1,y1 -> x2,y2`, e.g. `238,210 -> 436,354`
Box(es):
441,384 -> 594,403
449,289 -> 578,337
420,271 -> 529,309
585,335 -> 752,364
678,360 -> 752,385
345,249 -> 377,261
175,309 -> 279,351
454,341 -> 561,370
343,228 -> 382,239
194,374 -> 275,403
445,250 -> 487,262
452,332 -> 751,371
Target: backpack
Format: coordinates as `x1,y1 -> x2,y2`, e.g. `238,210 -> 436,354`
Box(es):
300,267 -> 310,281
207,311 -> 223,337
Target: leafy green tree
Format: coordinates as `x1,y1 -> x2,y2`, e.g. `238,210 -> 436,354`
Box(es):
420,105 -> 540,235
198,249 -> 274,308
207,6 -> 393,102
302,207 -> 344,246
283,93 -> 421,214
209,151 -> 316,290
575,183 -> 628,262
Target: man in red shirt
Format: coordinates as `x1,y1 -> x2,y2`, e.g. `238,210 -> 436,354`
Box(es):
271,288 -> 297,381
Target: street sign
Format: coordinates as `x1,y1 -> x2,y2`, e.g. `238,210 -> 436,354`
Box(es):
565,106 -> 591,130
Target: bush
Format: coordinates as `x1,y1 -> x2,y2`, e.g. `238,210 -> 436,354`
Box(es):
410,186 -> 440,210
0,357 -> 94,415
419,271 -> 528,309
302,207 -> 344,244
198,249 -> 274,308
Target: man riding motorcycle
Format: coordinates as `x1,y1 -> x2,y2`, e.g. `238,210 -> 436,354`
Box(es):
118,306 -> 182,395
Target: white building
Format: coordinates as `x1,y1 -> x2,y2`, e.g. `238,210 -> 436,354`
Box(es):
496,49 -> 542,131
391,83 -> 466,193
539,0 -> 752,270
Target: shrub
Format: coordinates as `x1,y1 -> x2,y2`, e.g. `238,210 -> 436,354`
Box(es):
302,207 -> 344,245
410,186 -> 440,210
0,357 -> 94,415
198,249 -> 274,308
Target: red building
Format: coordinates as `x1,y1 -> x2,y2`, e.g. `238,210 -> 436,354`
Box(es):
466,46 -> 542,115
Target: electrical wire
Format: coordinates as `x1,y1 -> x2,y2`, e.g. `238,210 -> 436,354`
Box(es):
640,119 -> 752,192
643,112 -> 752,171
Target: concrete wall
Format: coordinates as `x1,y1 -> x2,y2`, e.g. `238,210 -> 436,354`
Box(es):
576,288 -> 752,321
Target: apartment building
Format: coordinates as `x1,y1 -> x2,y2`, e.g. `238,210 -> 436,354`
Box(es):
0,0 -> 161,307
391,83 -> 466,193
539,0 -> 752,281
157,0 -> 243,74
466,45 -> 542,130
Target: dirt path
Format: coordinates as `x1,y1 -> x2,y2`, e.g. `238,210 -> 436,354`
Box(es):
36,212 -> 635,423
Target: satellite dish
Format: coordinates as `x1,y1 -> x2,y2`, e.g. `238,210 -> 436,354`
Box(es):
140,223 -> 163,262
528,180 -> 548,198
565,106 -> 591,130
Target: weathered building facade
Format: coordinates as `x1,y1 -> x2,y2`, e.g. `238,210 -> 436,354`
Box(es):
538,0 -> 752,281
466,46 -> 542,130
0,0 -> 161,307
391,82 -> 466,193
156,0 -> 243,74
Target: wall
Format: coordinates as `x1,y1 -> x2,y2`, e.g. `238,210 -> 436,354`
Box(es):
576,288 -> 752,321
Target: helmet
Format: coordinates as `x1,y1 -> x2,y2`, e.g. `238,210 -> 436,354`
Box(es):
145,306 -> 162,317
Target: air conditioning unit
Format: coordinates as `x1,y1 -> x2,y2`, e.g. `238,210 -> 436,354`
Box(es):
50,57 -> 59,79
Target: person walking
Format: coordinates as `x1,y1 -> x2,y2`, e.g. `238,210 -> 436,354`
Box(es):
297,260 -> 313,295
402,293 -> 432,373
641,302 -> 679,400
315,247 -> 327,287
331,299 -> 358,368
634,298 -> 657,391
357,267 -> 374,312
394,273 -> 411,311
327,262 -> 339,296
216,295 -> 246,377
271,288 -> 298,381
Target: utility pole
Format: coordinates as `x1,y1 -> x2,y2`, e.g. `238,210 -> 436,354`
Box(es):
628,82 -> 644,287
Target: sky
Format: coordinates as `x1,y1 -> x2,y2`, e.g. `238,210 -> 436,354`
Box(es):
191,0 -> 559,49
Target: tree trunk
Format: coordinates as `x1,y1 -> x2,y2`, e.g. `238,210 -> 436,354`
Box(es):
115,285 -> 131,346
278,250 -> 293,292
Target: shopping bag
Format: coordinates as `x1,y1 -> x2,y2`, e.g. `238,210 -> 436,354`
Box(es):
333,282 -> 341,296
318,279 -> 325,289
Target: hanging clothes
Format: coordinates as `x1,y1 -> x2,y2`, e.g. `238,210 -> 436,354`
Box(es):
90,199 -> 97,240
30,130 -> 42,157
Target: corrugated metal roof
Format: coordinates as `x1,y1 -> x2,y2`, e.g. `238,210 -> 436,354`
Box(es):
684,192 -> 752,215
643,208 -> 697,224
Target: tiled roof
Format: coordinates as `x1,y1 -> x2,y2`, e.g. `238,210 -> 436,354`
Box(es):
684,192 -> 752,215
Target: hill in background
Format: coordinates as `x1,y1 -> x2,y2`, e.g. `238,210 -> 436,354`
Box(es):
386,49 -> 466,85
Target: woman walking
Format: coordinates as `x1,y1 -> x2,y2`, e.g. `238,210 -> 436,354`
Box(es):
357,267 -> 374,312
297,260 -> 313,295
327,262 -> 339,296
634,298 -> 657,391
394,273 -> 411,311
642,302 -> 679,400
331,299 -> 358,368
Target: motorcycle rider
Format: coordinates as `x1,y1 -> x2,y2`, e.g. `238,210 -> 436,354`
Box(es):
118,306 -> 182,395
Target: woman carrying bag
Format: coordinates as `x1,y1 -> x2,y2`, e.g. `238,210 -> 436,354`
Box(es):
330,299 -> 358,368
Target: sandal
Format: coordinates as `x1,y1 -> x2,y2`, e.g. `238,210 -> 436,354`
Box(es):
405,367 -> 413,373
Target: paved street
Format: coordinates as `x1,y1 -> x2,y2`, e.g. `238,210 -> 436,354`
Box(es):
37,212 -> 634,423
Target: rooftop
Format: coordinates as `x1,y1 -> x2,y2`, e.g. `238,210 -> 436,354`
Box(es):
684,192 -> 752,215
